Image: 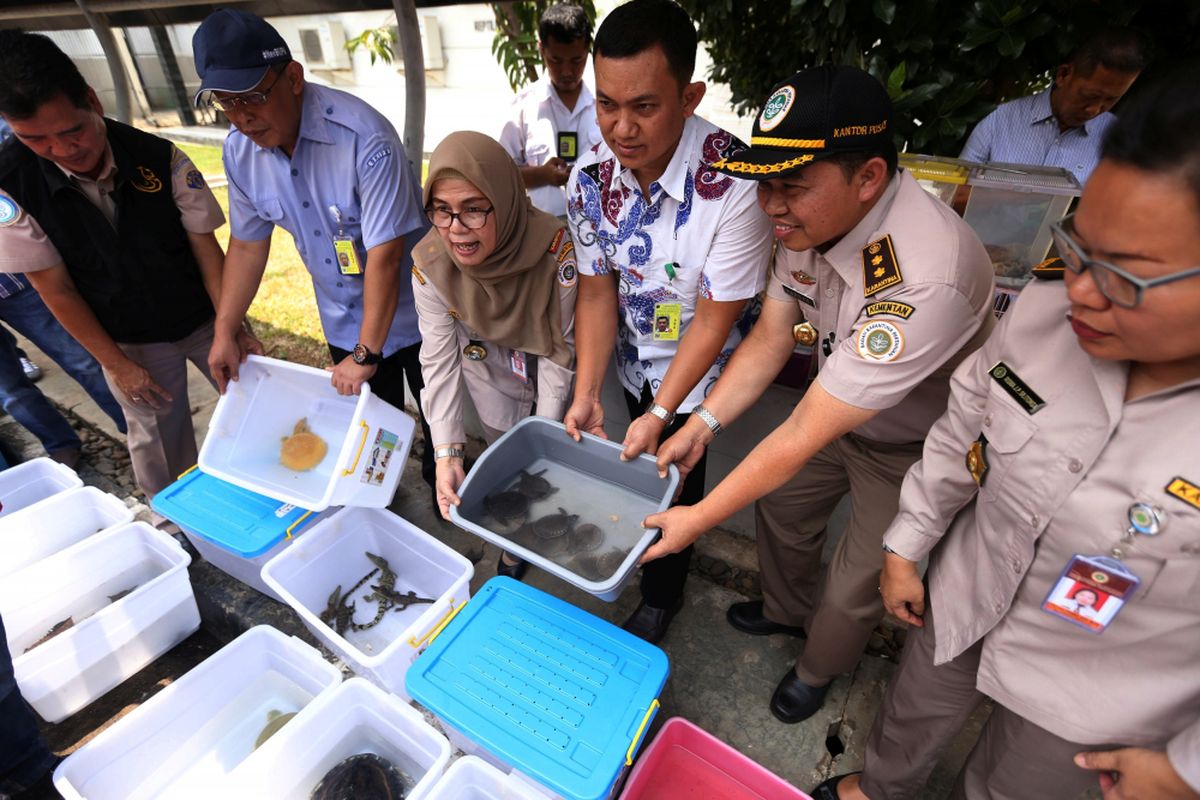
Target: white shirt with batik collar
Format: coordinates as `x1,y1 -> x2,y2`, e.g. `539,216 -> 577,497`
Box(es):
566,115 -> 771,413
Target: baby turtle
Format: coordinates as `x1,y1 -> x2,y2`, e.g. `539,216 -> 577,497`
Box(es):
309,753 -> 409,800
514,468 -> 557,500
575,549 -> 627,582
253,709 -> 297,750
281,418 -> 328,472
532,507 -> 579,539
484,489 -> 530,527
505,522 -> 538,551
566,523 -> 604,554
532,530 -> 569,560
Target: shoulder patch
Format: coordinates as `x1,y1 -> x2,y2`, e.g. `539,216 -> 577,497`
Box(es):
1032,256 -> 1065,281
857,320 -> 905,362
864,300 -> 915,319
556,240 -> 577,288
548,228 -> 565,255
364,146 -> 392,170
1165,477 -> 1200,510
0,195 -> 21,227
862,234 -> 902,297
411,265 -> 427,286
185,169 -> 206,190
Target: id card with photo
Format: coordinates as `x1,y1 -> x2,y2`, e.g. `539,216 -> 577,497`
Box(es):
557,131 -> 578,162
653,302 -> 682,342
333,236 -> 362,275
1041,554 -> 1140,634
510,350 -> 529,384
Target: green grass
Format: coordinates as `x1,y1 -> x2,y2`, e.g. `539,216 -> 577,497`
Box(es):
177,141 -> 330,368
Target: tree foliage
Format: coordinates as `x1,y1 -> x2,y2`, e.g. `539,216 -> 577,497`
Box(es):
345,25 -> 397,66
490,1 -> 598,93
676,0 -> 1200,155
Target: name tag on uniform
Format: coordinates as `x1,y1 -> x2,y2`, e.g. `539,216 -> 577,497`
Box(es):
557,131 -> 579,162
510,350 -> 529,384
333,236 -> 362,275
1041,554 -> 1139,634
653,303 -> 682,341
781,283 -> 816,308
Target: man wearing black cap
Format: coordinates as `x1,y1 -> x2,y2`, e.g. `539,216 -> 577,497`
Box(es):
642,65 -> 995,723
192,9 -> 435,495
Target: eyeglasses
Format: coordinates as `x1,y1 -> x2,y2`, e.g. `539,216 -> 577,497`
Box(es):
426,206 -> 495,230
207,69 -> 284,112
1049,213 -> 1200,309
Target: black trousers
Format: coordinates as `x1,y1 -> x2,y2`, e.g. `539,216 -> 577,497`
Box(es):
623,383 -> 708,608
329,342 -> 436,491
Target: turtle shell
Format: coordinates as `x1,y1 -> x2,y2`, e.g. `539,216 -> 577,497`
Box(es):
566,523 -> 604,554
532,507 -> 578,539
514,468 -> 557,500
483,490 -> 530,526
309,753 -> 409,800
280,418 -> 328,471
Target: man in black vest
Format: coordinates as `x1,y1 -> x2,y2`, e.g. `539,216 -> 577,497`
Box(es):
0,30 -> 260,499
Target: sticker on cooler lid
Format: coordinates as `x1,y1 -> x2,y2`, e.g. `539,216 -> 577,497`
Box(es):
360,428 -> 399,487
274,502 -> 297,518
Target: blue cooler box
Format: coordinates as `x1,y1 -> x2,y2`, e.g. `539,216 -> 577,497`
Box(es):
151,466 -> 322,601
406,577 -> 669,800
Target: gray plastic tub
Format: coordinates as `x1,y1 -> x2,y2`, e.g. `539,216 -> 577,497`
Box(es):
449,417 -> 679,601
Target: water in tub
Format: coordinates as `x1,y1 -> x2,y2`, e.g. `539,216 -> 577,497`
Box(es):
470,459 -> 663,581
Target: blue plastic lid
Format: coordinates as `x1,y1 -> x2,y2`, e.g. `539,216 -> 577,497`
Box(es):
150,467 -> 315,558
406,577 -> 669,800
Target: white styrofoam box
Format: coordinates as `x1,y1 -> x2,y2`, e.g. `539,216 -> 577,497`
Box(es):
238,677 -> 451,800
426,756 -> 555,800
0,521 -> 199,722
53,626 -> 343,800
0,487 -> 134,577
0,457 -> 82,519
261,506 -> 474,700
198,355 -> 415,510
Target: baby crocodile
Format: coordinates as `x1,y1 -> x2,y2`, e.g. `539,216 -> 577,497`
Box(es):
354,553 -> 397,631
532,507 -> 579,539
371,586 -> 436,611
514,468 -> 557,500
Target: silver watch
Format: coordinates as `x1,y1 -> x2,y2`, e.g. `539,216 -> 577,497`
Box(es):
693,404 -> 722,436
645,401 -> 676,426
434,446 -> 466,460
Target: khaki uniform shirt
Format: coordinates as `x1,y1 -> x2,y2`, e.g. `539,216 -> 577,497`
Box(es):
413,236 -> 578,446
885,281 -> 1200,786
0,143 -> 224,272
766,170 -> 995,443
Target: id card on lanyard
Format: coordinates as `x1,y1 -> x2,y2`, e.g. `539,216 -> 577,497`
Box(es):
329,205 -> 362,275
1041,555 -> 1139,634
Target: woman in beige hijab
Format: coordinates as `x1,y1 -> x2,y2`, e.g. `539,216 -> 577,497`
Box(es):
413,131 -> 578,578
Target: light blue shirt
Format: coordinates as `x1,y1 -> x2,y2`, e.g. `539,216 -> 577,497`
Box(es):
225,83 -> 427,354
960,89 -> 1112,185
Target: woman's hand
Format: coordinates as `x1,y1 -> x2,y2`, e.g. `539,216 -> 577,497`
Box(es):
880,551 -> 926,627
435,457 -> 466,521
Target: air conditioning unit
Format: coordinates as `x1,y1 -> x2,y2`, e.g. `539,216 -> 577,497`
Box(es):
297,21 -> 352,70
390,16 -> 444,71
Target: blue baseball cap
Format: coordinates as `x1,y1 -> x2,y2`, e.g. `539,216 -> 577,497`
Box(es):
192,9 -> 291,106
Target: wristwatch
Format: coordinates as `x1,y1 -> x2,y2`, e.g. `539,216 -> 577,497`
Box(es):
351,343 -> 382,365
433,446 -> 466,460
645,401 -> 676,426
693,404 -> 722,436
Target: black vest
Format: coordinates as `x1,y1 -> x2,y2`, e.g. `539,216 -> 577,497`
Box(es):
0,119 -> 213,343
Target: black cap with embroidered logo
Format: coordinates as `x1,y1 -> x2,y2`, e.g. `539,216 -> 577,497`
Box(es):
192,9 -> 291,106
712,64 -> 893,179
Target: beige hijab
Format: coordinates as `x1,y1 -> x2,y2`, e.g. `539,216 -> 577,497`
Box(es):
415,131 -> 572,368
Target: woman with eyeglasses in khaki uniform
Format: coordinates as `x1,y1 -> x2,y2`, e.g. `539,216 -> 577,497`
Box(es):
412,131 -> 578,579
818,66 -> 1200,800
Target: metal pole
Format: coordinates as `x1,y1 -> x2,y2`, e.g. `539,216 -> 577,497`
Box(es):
75,0 -> 132,123
392,0 -> 425,168
149,22 -> 195,126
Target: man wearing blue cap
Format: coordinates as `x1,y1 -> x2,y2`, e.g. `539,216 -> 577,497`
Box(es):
643,65 -> 995,725
193,9 -> 435,495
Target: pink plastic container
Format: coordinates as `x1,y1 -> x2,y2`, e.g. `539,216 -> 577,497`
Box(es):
619,717 -> 812,800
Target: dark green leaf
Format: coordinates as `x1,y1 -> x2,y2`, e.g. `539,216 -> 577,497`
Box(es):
872,0 -> 896,24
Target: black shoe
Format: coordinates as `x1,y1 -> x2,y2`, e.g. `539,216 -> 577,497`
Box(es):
496,554 -> 528,581
770,668 -> 829,724
811,772 -> 861,800
727,600 -> 807,638
621,598 -> 683,645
